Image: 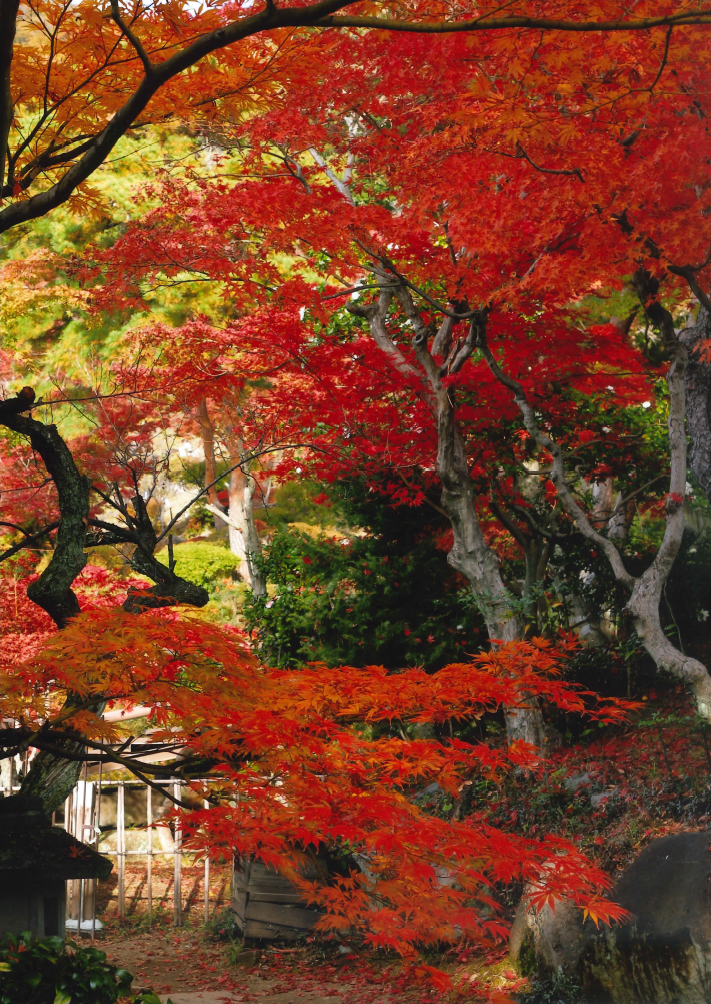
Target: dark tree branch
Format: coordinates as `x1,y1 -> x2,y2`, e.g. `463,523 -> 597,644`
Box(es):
648,24 -> 673,92
669,263 -> 711,315
109,0 -> 154,77
0,0 -> 360,235
317,11 -> 711,34
0,521 -> 60,562
514,143 -> 584,183
0,389 -> 89,627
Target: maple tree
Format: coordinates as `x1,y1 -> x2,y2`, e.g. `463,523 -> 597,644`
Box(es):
4,0 -> 711,975
83,4 -> 711,737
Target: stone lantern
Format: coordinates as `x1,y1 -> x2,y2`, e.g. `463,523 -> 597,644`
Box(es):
0,795 -> 112,939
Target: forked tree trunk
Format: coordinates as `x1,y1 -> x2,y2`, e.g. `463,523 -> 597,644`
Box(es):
624,346 -> 711,720
439,423 -> 544,746
349,285 -> 545,748
480,322 -> 711,722
0,390 -> 211,812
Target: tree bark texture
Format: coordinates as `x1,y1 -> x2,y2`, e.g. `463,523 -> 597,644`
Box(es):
197,398 -> 225,530
681,307 -> 711,502
0,0 -> 19,195
225,452 -> 266,596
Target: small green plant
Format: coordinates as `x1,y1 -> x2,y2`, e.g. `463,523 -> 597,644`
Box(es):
203,907 -> 242,943
0,933 -> 163,1004
244,523 -> 484,670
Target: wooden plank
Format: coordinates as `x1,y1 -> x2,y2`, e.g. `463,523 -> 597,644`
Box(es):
243,875 -> 312,890
204,798 -> 210,923
173,779 -> 181,927
248,860 -> 325,881
248,881 -> 302,895
247,892 -> 305,904
244,901 -> 321,929
232,889 -> 247,923
243,919 -> 304,940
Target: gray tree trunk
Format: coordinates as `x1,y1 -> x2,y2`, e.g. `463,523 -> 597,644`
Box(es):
479,330 -> 711,721
349,284 -> 545,748
681,307 -> 711,501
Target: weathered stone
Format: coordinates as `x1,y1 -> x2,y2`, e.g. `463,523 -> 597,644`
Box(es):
589,787 -> 618,809
0,794 -> 112,939
511,831 -> 711,1003
563,772 -> 592,793
509,894 -> 584,974
579,831 -> 711,1004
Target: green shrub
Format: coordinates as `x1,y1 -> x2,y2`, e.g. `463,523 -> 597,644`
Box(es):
0,933 -> 163,1004
244,480 -> 485,670
157,541 -> 240,589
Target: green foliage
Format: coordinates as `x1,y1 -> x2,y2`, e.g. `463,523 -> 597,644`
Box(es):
203,907 -> 242,942
0,933 -> 162,1004
245,481 -> 485,669
267,480 -> 327,526
664,525 -> 711,651
156,541 -> 240,589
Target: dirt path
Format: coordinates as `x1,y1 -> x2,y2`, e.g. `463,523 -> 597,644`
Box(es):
101,929 -> 410,1004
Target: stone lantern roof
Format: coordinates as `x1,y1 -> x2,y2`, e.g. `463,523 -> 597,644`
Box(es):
0,795 -> 112,889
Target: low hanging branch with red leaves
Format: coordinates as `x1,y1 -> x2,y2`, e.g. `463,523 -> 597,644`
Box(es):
1,607 -> 633,954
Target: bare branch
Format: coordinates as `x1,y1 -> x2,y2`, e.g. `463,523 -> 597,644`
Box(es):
317,10 -> 711,34
109,0 -> 155,76
514,143 -> 584,183
669,263 -> 711,315
0,521 -> 60,562
648,24 -> 673,92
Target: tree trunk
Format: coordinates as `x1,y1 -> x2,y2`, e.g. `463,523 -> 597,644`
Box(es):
681,307 -> 711,501
227,462 -> 267,596
0,390 -> 210,812
0,400 -> 92,811
197,398 -> 225,530
434,380 -> 544,747
0,0 -> 19,197
624,342 -> 711,719
350,287 -> 545,748
482,322 -> 711,721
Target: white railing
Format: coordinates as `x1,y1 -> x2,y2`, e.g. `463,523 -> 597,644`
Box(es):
61,775 -> 224,933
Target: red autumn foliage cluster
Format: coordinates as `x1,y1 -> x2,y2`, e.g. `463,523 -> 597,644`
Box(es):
1,606 -> 633,952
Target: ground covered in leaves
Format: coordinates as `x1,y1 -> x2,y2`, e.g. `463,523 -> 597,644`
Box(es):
100,924 -> 526,1003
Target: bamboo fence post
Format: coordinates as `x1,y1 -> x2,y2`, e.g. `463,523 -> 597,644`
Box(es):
146,784 -> 152,922
173,778 -> 182,926
78,767 -> 88,931
117,782 -> 125,920
204,798 -> 210,923
93,763 -> 102,940
68,790 -> 78,926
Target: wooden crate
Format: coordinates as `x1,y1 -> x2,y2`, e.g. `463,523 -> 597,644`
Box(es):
232,858 -> 323,940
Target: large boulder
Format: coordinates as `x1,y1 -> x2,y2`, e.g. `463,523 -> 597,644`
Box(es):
511,831 -> 711,1004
